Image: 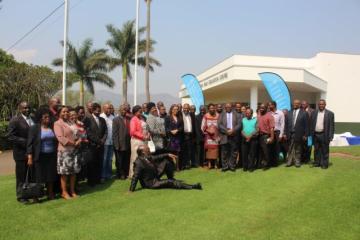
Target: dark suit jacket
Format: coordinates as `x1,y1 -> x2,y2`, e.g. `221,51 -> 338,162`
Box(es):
84,115 -> 107,147
310,109 -> 335,143
26,124 -> 57,162
7,114 -> 34,161
218,111 -> 242,145
129,154 -> 169,191
286,109 -> 308,142
182,113 -> 196,139
195,113 -> 205,143
112,115 -> 130,151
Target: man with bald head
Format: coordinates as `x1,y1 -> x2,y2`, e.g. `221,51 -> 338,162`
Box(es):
301,100 -> 314,163
310,99 -> 334,169
113,104 -> 131,179
7,101 -> 35,203
100,103 -> 115,181
218,103 -> 242,171
48,97 -> 61,126
285,99 -> 308,168
181,103 -> 196,168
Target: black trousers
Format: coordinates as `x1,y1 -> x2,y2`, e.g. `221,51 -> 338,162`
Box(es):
269,131 -> 281,167
259,134 -> 271,168
237,135 -> 243,168
196,141 -> 205,167
114,149 -> 130,178
221,138 -> 238,170
87,146 -> 104,185
314,132 -> 330,168
151,179 -> 195,189
181,134 -> 195,168
241,137 -> 257,170
15,160 -> 28,199
280,138 -> 289,161
302,142 -> 312,163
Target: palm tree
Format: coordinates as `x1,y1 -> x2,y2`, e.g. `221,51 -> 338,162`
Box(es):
106,20 -> 161,104
52,39 -> 114,106
145,0 -> 152,102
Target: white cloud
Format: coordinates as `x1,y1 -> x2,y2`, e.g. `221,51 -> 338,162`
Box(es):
10,49 -> 38,63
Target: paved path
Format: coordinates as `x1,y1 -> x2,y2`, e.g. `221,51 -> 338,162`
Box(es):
0,151 -> 14,176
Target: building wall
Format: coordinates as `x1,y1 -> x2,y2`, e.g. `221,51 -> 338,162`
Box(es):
180,52 -> 360,122
311,53 -> 360,122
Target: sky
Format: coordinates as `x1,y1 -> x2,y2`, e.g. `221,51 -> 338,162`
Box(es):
1,0 -> 359,98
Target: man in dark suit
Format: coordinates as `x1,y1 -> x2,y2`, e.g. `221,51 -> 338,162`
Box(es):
218,103 -> 242,172
310,99 -> 334,169
113,105 -> 131,179
7,101 -> 35,203
84,102 -> 107,186
129,145 -> 202,191
181,103 -> 196,169
301,100 -> 314,163
195,105 -> 206,167
285,99 -> 308,168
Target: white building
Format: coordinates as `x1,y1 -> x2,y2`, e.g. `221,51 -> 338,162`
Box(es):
179,52 -> 360,123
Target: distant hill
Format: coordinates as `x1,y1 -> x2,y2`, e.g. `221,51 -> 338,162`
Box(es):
94,90 -> 180,108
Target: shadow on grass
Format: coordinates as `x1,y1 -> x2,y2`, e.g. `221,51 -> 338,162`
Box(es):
76,178 -> 116,196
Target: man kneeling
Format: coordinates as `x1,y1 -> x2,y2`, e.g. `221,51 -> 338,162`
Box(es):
129,145 -> 202,192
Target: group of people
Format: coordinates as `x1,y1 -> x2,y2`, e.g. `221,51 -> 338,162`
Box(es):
7,96 -> 334,204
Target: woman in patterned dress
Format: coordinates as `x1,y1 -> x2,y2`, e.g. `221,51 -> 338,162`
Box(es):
201,103 -> 220,169
54,106 -> 81,200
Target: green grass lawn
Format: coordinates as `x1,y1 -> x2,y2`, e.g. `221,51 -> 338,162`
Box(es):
1,155 -> 360,240
330,145 -> 360,157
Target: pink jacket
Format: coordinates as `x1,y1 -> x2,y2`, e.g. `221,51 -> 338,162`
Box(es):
130,116 -> 144,140
54,119 -> 76,152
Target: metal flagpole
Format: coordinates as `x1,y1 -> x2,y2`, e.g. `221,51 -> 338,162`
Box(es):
134,0 -> 140,105
62,0 -> 69,105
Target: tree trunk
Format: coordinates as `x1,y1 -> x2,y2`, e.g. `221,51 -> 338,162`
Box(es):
79,79 -> 84,106
122,64 -> 128,104
145,0 -> 151,102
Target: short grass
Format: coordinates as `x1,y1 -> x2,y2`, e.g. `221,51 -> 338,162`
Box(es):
1,153 -> 360,240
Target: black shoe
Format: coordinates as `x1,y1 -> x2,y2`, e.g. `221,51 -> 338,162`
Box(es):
17,199 -> 29,204
221,168 -> 229,172
230,168 -> 236,172
243,168 -> 248,172
285,164 -> 292,167
193,183 -> 202,190
263,166 -> 270,171
249,169 -> 254,172
295,164 -> 301,168
321,166 -> 328,169
313,164 -> 320,167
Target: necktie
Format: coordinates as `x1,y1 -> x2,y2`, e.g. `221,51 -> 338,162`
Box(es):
293,110 -> 297,127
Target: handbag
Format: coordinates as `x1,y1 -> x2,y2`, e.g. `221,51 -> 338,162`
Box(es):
147,136 -> 156,153
16,167 -> 45,200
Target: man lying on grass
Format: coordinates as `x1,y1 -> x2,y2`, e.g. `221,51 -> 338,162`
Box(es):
129,145 -> 202,192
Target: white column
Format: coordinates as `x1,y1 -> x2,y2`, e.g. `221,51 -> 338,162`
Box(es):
250,85 -> 258,111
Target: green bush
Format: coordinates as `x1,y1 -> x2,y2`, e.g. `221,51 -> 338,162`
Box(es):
0,121 -> 11,151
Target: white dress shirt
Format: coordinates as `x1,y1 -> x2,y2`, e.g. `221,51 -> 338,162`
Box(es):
100,113 -> 114,145
183,113 -> 192,133
315,110 -> 325,132
21,114 -> 34,126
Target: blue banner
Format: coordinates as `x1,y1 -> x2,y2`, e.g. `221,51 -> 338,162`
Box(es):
181,74 -> 205,114
258,72 -> 291,111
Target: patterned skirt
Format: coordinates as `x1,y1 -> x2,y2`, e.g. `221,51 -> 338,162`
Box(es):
57,149 -> 81,175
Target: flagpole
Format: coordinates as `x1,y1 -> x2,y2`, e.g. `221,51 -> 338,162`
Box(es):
134,0 -> 140,105
62,0 -> 69,105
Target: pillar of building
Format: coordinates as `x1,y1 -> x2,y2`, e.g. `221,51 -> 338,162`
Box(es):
250,85 -> 258,112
